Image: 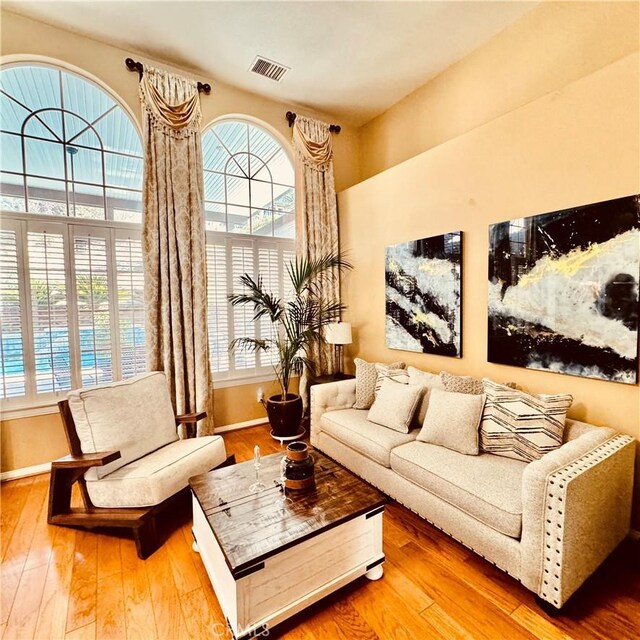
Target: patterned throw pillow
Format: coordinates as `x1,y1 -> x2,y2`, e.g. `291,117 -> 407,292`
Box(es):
480,379 -> 573,462
353,358 -> 405,409
374,364 -> 410,395
368,378 -> 422,434
440,371 -> 484,395
407,366 -> 445,427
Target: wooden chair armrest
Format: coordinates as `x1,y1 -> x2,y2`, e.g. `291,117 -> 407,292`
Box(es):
51,451 -> 121,469
176,411 -> 207,424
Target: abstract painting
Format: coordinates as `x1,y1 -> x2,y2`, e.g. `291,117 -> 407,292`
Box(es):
488,195 -> 640,384
386,232 -> 462,357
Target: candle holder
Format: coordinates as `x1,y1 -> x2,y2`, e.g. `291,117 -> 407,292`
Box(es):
249,445 -> 267,493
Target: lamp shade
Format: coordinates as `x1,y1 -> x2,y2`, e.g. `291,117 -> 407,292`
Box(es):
325,322 -> 352,345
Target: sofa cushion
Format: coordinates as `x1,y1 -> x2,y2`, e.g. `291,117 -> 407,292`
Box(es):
390,441 -> 527,538
368,378 -> 421,434
321,409 -> 418,467
480,379 -> 572,462
85,435 -> 226,507
68,372 -> 179,479
418,388 -> 485,455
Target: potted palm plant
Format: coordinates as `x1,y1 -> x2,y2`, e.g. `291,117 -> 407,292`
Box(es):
229,253 -> 351,438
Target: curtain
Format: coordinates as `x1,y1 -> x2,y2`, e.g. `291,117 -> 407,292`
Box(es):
140,66 -> 213,437
292,116 -> 339,405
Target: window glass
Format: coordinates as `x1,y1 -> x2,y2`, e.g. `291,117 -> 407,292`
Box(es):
0,63 -> 143,221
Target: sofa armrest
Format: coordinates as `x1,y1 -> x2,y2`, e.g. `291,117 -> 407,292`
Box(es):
520,429 -> 635,608
310,379 -> 356,446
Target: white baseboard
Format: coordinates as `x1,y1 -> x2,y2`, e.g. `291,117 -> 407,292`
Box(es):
1,461 -> 51,482
215,417 -> 268,433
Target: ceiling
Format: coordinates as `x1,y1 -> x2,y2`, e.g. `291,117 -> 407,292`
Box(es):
3,1 -> 538,126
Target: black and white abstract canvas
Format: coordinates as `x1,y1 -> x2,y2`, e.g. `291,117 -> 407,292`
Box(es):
386,232 -> 462,357
488,195 -> 640,384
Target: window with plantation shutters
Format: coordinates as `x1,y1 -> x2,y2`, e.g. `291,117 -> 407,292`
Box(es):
0,220 -> 145,409
203,118 -> 295,381
0,61 -> 145,412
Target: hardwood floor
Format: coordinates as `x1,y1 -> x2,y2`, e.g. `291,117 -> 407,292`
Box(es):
1,425 -> 638,640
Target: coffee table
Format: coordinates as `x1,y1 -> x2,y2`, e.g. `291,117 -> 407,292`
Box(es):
190,450 -> 387,640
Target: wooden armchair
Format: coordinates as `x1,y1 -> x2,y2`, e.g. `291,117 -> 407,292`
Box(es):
48,372 -> 234,559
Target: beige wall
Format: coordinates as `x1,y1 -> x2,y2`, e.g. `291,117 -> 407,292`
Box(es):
0,10 -> 355,472
339,51 -> 640,522
359,1 -> 640,181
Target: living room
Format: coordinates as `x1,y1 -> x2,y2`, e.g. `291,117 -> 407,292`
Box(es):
1,1 -> 639,639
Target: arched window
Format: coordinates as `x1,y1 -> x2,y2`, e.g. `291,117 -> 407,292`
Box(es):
0,62 -> 145,411
202,120 -> 294,237
202,119 -> 295,379
1,63 -> 143,220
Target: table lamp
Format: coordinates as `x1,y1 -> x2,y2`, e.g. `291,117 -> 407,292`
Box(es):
325,322 -> 352,376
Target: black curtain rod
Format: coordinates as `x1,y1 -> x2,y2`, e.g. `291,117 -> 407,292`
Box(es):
125,58 -> 211,94
286,111 -> 341,134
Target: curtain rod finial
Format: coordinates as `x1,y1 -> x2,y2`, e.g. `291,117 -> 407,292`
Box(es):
286,111 -> 297,128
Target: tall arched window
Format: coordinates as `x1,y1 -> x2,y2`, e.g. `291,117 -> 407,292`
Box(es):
202,119 -> 295,380
0,62 -> 145,411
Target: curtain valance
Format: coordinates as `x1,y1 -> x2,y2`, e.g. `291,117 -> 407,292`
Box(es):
140,66 -> 201,138
292,115 -> 333,171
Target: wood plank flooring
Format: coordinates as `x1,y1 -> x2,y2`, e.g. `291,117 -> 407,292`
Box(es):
1,425 -> 638,640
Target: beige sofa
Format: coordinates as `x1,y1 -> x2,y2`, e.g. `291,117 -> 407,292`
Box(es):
310,378 -> 636,610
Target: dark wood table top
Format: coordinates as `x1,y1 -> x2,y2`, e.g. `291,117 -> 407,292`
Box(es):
189,450 -> 387,577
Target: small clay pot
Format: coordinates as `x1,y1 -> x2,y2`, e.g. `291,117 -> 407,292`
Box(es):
284,442 -> 315,490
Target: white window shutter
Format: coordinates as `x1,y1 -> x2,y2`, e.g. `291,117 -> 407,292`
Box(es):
27,228 -> 71,394
0,227 -> 25,398
206,243 -> 229,373
115,234 -> 146,379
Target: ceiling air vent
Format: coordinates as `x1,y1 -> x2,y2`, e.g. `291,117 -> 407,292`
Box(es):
249,56 -> 290,83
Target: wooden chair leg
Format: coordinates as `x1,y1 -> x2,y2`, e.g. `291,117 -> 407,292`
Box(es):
134,516 -> 159,559
48,466 -> 84,521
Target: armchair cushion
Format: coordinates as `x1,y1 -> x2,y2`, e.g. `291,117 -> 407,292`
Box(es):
68,372 -> 179,479
85,435 -> 226,507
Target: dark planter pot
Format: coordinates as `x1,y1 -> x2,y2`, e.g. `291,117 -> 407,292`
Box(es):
265,393 -> 303,438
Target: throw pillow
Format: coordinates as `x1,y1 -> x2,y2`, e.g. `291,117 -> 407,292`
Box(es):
407,366 -> 445,427
374,364 -> 410,395
353,358 -> 405,409
418,388 -> 485,455
367,378 -> 422,433
480,379 -> 573,462
440,371 -> 484,395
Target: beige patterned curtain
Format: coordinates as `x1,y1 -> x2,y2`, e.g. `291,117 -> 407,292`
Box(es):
292,116 -> 339,404
140,66 -> 213,437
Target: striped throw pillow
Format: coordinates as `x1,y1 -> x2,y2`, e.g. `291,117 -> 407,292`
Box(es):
374,364 -> 410,395
479,379 -> 572,462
